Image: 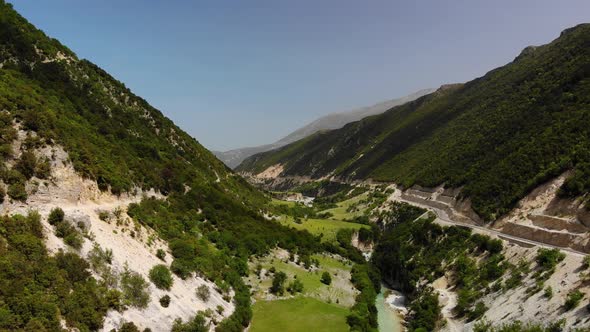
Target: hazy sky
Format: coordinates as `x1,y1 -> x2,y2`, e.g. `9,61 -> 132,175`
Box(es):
12,1 -> 590,151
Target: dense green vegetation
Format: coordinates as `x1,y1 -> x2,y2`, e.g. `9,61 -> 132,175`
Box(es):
474,319 -> 567,332
373,202 -> 509,329
239,24 -> 590,221
0,212 -> 112,331
0,0 -> 267,212
148,264 -> 174,290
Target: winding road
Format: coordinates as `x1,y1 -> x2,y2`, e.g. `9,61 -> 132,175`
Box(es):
394,195 -> 587,257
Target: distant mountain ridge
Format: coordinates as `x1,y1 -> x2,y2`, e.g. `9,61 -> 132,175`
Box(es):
214,88 -> 435,168
238,23 -> 590,221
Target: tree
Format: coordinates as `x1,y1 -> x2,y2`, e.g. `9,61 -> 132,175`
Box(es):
156,249 -> 166,261
287,279 -> 304,294
15,150 -> 37,179
149,264 -> 173,290
270,271 -> 287,295
48,207 -> 65,225
320,272 -> 332,285
121,267 -> 150,308
196,285 -> 210,302
565,290 -> 584,310
159,295 -> 171,308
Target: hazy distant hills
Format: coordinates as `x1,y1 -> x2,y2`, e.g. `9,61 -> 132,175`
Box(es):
238,23 -> 590,221
214,88 -> 435,168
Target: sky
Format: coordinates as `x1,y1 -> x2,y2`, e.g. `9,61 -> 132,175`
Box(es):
11,1 -> 590,151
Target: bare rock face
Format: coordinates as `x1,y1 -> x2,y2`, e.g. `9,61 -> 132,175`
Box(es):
494,172 -> 590,253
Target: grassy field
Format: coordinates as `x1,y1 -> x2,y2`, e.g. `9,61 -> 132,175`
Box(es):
246,250 -> 356,306
276,216 -> 368,242
250,297 -> 349,332
320,192 -> 370,220
271,197 -> 297,207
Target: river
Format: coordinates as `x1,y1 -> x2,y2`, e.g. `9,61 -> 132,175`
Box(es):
376,285 -> 405,331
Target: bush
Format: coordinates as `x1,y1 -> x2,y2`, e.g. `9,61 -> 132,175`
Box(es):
14,150 -> 37,179
196,285 -> 210,302
64,231 -> 84,249
7,181 -> 27,201
54,219 -> 84,249
536,248 -> 565,270
106,289 -> 123,311
156,249 -> 166,261
287,279 -> 304,294
171,313 -> 208,332
544,286 -> 553,299
118,322 -> 140,332
98,211 -> 110,222
320,271 -> 332,285
160,295 -> 171,308
121,267 -> 150,308
270,271 -> 287,295
170,259 -> 192,279
48,207 -> 65,225
87,243 -> 113,272
149,264 -> 173,290
565,290 -> 584,310
35,157 -> 51,179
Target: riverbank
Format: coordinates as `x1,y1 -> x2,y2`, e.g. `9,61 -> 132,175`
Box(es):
376,285 -> 406,331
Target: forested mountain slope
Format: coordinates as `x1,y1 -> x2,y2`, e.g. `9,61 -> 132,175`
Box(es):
0,2 -> 333,331
238,23 -> 590,221
214,88 -> 434,168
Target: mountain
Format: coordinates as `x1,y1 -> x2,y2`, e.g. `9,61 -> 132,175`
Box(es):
238,23 -> 590,221
214,88 -> 435,168
0,2 -> 326,331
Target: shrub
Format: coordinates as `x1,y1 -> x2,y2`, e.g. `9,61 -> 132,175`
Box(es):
87,243 -> 113,272
544,286 -> 553,299
171,313 -> 208,332
170,259 -> 192,279
149,264 -> 173,290
270,271 -> 287,295
54,220 -> 84,249
468,301 -> 487,321
14,150 -> 37,179
565,290 -> 584,310
536,248 -> 565,270
196,284 -> 210,302
156,249 -> 166,261
64,231 -> 84,249
35,157 -> 51,179
106,289 -> 123,311
98,211 -> 110,222
7,181 -> 27,201
121,267 -> 150,308
287,279 -> 304,294
48,207 -> 65,225
320,271 -> 332,285
160,295 -> 171,308
118,322 -> 140,332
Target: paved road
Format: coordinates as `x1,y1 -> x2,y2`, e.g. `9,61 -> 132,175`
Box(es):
398,196 -> 587,257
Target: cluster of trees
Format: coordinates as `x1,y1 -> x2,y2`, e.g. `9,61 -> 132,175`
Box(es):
0,212 -> 115,330
48,207 -> 84,249
126,187 -> 329,331
373,202 -> 510,329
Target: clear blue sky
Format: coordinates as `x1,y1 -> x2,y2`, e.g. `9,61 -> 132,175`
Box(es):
12,1 -> 590,151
